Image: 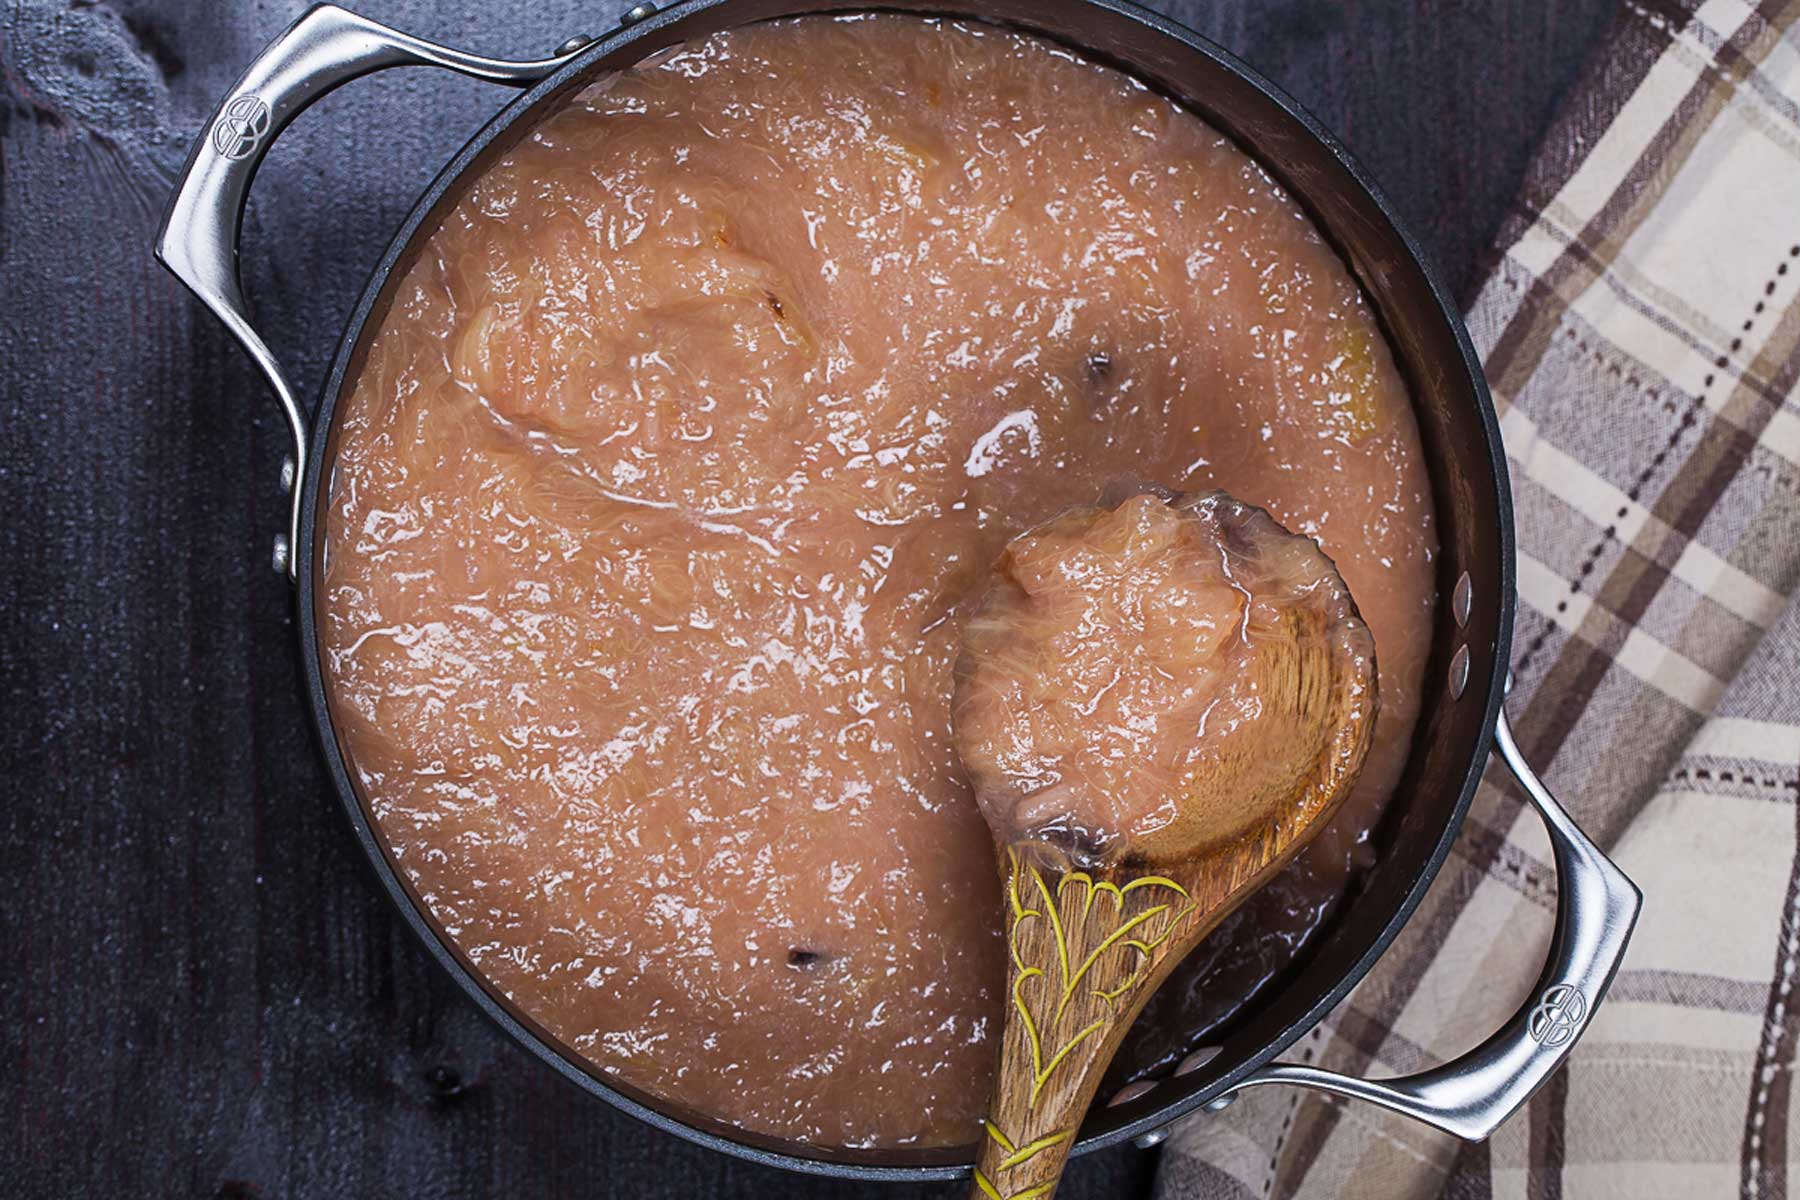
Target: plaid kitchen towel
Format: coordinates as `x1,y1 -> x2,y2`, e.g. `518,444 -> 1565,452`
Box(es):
1156,1 -> 1800,1197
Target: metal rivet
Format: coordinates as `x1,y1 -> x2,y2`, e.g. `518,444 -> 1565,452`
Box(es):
1453,570 -> 1472,627
555,34 -> 595,56
280,456 -> 296,493
1203,1091 -> 1238,1113
1132,1124 -> 1175,1149
1448,644 -> 1470,699
271,533 -> 291,575
620,2 -> 658,26
1174,1046 -> 1222,1076
1107,1080 -> 1156,1107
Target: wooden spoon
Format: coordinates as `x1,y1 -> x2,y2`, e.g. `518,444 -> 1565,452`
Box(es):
953,487 -> 1378,1200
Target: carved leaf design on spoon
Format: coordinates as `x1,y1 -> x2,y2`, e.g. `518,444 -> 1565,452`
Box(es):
1005,850 -> 1199,1103
973,852 -> 1198,1198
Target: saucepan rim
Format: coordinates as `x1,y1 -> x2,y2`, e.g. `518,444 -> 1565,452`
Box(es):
292,0 -> 1513,1180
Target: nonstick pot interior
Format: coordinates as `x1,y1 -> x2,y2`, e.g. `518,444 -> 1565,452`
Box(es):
295,0 -> 1513,1180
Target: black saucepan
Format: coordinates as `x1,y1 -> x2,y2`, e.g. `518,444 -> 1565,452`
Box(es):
156,0 -> 1640,1181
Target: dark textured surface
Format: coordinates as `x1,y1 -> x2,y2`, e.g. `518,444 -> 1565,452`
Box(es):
0,2 -> 1615,1196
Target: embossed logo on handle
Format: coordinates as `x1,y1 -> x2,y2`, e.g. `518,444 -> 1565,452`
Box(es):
1527,983 -> 1587,1047
211,95 -> 271,161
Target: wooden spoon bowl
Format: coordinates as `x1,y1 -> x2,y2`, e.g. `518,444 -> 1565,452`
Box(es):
955,488 -> 1377,1200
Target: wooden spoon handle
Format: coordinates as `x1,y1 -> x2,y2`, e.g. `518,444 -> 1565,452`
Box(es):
971,850 -> 1204,1200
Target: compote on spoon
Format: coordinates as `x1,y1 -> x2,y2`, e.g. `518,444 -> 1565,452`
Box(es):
953,484 -> 1378,1199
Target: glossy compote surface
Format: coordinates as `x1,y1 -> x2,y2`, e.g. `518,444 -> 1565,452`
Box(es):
321,14 -> 1437,1147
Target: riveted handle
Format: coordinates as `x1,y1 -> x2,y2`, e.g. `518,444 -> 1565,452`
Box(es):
154,4 -> 589,580
1216,704 -> 1642,1139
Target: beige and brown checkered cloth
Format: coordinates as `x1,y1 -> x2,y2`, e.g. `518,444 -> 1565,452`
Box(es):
1155,1 -> 1800,1197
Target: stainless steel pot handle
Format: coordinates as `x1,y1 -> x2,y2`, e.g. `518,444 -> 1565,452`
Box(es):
1213,702 -> 1642,1139
154,4 -> 594,580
